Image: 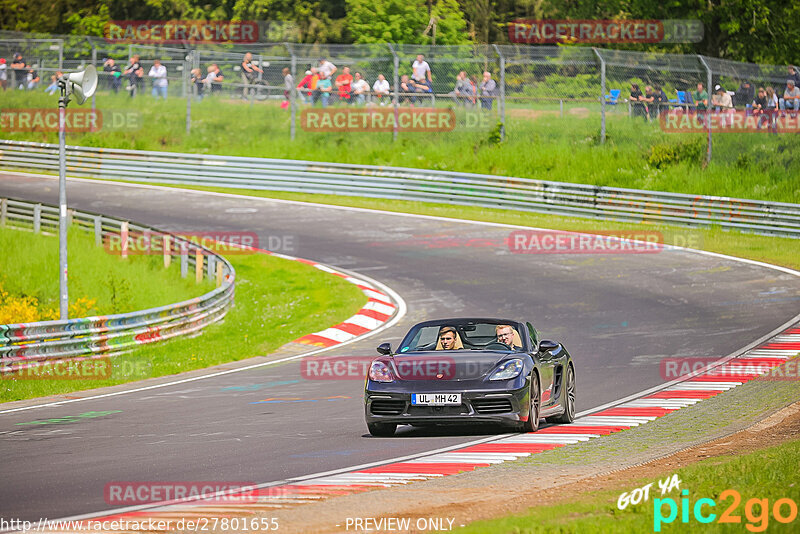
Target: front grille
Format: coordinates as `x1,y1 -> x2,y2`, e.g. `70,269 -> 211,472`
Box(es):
370,400 -> 406,415
408,405 -> 468,416
472,398 -> 513,414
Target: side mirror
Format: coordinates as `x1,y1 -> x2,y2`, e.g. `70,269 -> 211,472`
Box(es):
539,340 -> 559,353
377,342 -> 392,355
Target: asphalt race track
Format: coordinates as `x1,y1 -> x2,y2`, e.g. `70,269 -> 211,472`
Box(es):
2,173 -> 799,522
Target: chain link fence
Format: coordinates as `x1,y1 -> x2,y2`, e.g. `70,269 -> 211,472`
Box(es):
1,30 -> 797,162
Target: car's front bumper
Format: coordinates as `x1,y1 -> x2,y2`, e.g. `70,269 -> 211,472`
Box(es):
364,384 -> 529,427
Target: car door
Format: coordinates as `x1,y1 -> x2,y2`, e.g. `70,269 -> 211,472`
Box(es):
527,322 -> 555,406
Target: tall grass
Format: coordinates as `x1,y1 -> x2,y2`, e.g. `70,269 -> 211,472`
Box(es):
2,91 -> 798,203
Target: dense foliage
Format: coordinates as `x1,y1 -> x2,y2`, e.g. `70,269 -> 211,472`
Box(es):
0,0 -> 797,64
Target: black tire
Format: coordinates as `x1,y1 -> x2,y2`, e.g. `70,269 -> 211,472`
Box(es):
519,373 -> 541,432
367,422 -> 397,437
547,364 -> 576,424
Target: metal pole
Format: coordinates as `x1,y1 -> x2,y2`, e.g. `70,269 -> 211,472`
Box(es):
388,44 -> 399,142
698,55 -> 712,164
90,42 -> 97,116
58,86 -> 69,319
185,50 -> 192,134
58,40 -> 63,70
593,48 -> 606,144
289,44 -> 297,141
493,44 -> 505,141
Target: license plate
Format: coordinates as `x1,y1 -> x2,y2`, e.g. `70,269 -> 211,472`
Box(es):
412,393 -> 461,406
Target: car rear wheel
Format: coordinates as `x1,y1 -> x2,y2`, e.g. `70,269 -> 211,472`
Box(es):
520,374 -> 540,432
547,364 -> 575,424
368,422 -> 397,437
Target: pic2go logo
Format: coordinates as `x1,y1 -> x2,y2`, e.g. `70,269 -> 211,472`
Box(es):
654,489 -> 798,532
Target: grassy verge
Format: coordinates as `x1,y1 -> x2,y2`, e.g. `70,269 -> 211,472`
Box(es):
457,437 -> 800,533
0,225 -> 213,319
2,90 -> 799,203
0,228 -> 367,403
142,184 -> 800,271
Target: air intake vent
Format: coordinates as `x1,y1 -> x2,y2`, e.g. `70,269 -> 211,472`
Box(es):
371,400 -> 405,415
472,398 -> 513,414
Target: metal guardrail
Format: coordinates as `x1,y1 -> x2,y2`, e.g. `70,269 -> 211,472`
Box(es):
1,139 -> 799,238
0,197 -> 236,371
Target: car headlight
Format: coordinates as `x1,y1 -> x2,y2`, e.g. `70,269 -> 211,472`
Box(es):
368,361 -> 394,383
488,359 -> 524,380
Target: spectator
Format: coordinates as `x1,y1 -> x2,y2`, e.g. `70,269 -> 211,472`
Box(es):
692,82 -> 708,115
787,66 -> 800,88
630,83 -> 646,118
298,68 -> 319,104
24,67 -> 40,90
10,53 -> 26,88
480,71 -> 497,110
351,72 -> 369,105
211,64 -> 224,94
44,73 -> 61,95
190,68 -> 204,100
653,85 -> 668,118
752,87 -> 768,113
765,86 -> 779,110
464,75 -> 478,107
735,81 -> 754,111
148,59 -> 168,99
412,54 -> 432,86
452,71 -> 469,105
372,73 -> 390,105
282,68 -> 293,99
103,58 -> 122,93
712,85 -> 734,127
642,85 -> 657,119
316,71 -> 332,107
0,58 -> 7,90
780,79 -> 800,113
241,52 -> 262,99
318,58 -> 337,78
124,55 -> 143,97
335,66 -> 353,104
399,74 -> 413,104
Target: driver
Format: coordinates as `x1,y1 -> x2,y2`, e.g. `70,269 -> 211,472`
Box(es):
496,324 -> 522,350
436,326 -> 460,350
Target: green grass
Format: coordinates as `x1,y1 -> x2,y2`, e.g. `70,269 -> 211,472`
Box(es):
456,437 -> 800,533
0,225 -> 213,315
0,228 -> 367,402
2,90 -> 799,203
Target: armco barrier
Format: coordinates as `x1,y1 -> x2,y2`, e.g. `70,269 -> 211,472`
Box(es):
0,198 -> 235,371
1,140 -> 799,238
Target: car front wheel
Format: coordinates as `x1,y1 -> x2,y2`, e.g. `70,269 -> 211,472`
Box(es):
520,374 -> 541,432
547,364 -> 576,424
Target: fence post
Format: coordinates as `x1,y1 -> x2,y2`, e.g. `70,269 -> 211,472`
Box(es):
58,39 -> 63,71
120,221 -> 129,259
0,198 -> 6,227
185,49 -> 192,134
216,262 -> 223,287
88,38 -> 97,116
698,55 -> 713,164
180,242 -> 188,278
207,254 -> 216,282
593,48 -> 606,144
288,43 -> 297,141
195,249 -> 203,283
94,215 -> 102,246
388,44 -> 399,142
163,234 -> 171,268
33,203 -> 41,233
493,44 -> 506,141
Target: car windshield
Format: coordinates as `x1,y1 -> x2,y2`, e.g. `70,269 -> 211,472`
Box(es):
398,320 -> 526,353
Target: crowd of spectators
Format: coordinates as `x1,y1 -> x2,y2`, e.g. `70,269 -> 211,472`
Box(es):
628,65 -> 800,123
294,54 -> 499,109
